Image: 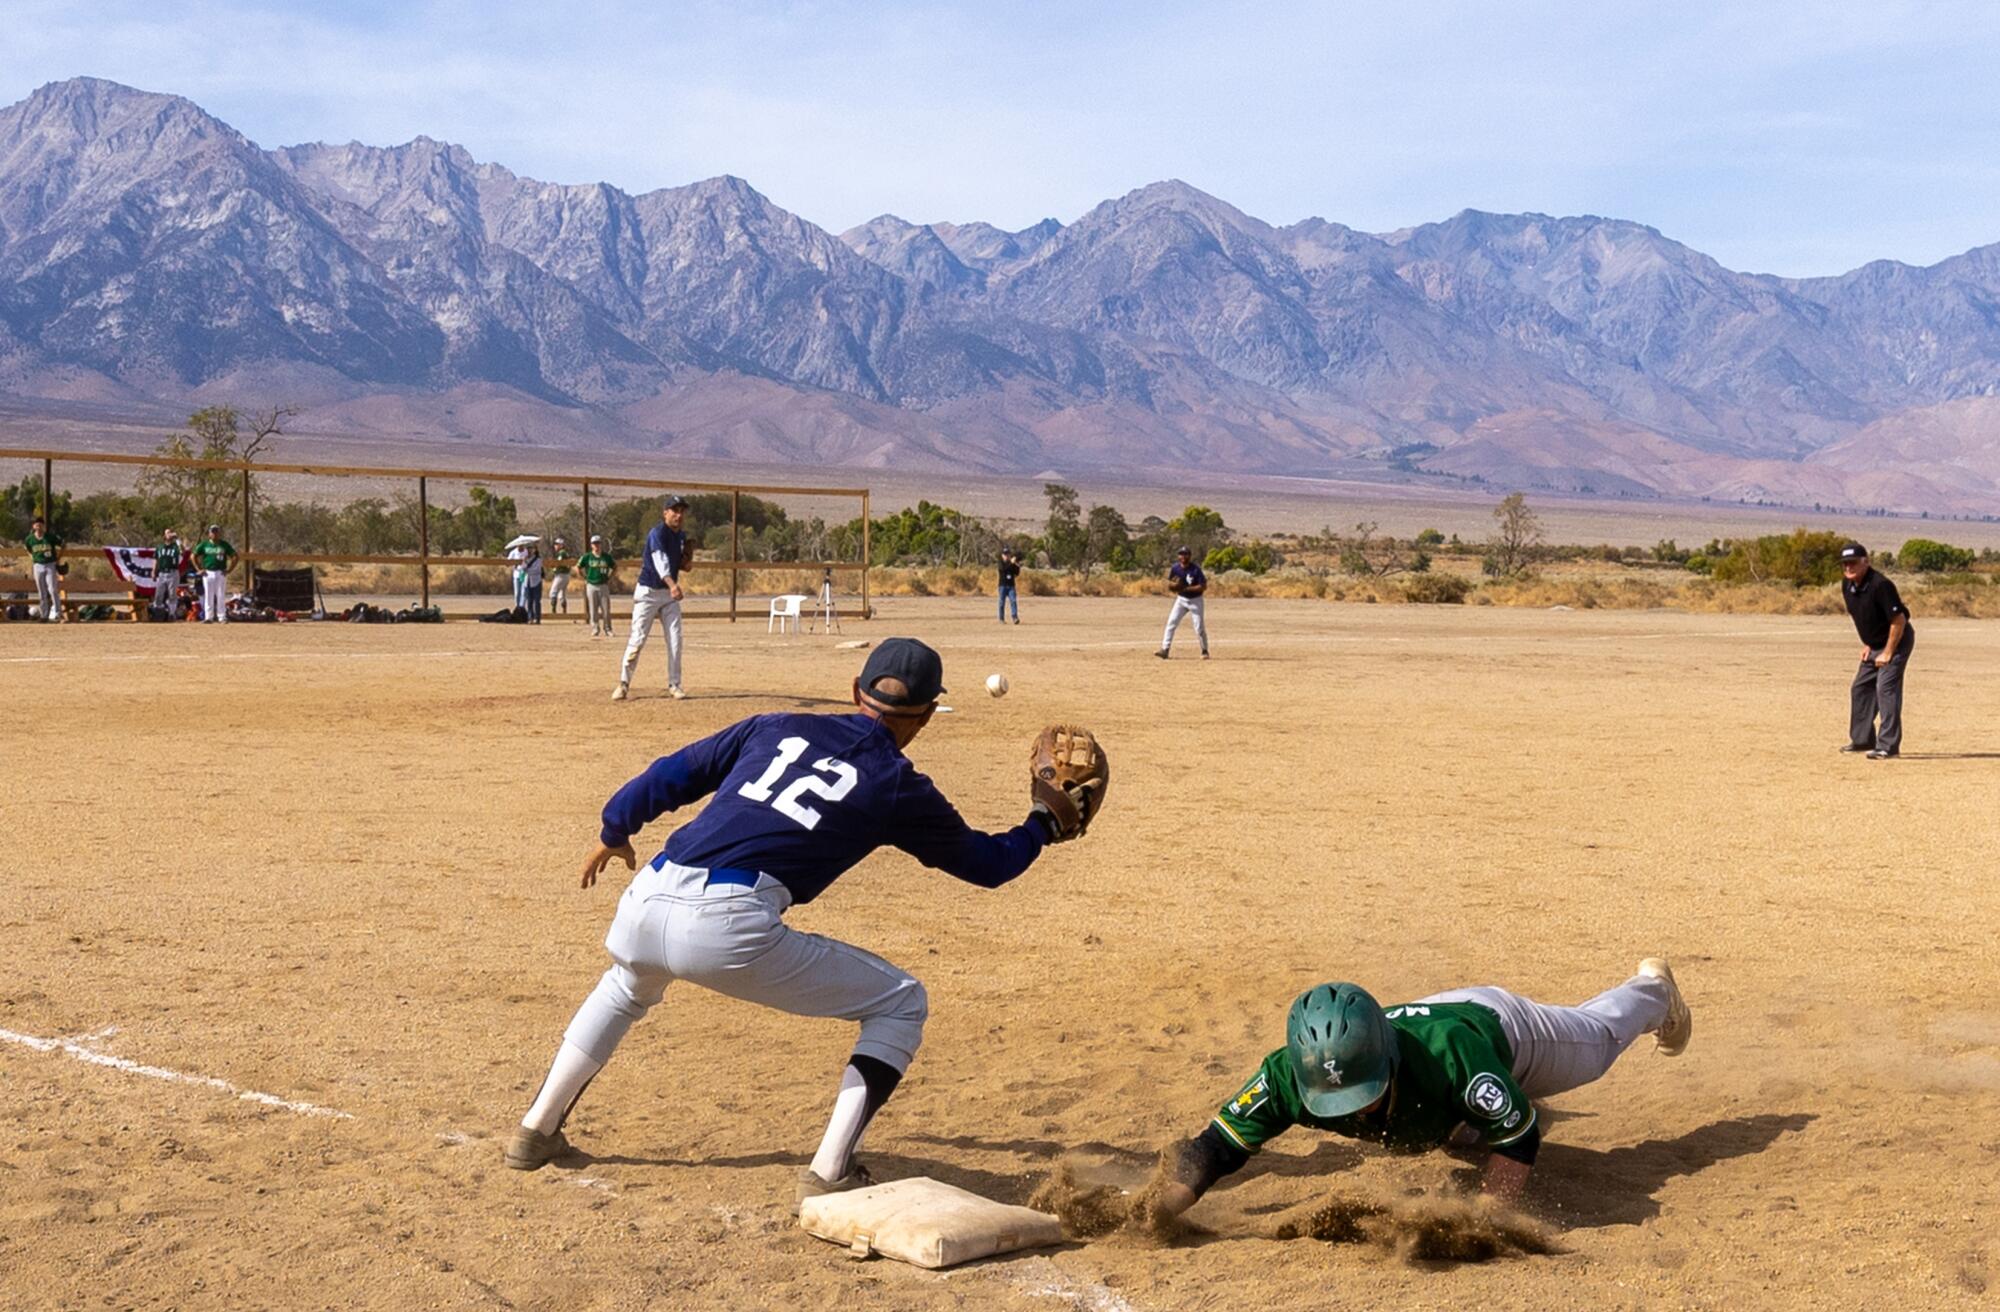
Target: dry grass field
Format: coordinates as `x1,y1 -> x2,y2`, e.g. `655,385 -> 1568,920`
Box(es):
5,596 -> 1998,1310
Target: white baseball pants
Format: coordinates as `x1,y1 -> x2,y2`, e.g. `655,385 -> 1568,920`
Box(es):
621,584 -> 683,686
33,562 -> 59,620
202,569 -> 228,623
1415,976 -> 1671,1098
585,583 -> 611,635
563,859 -> 928,1072
1162,595 -> 1207,653
549,573 -> 570,612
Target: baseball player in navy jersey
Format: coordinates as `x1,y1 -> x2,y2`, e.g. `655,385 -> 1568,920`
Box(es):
1156,546 -> 1209,659
615,496 -> 688,701
507,638 -> 1082,1203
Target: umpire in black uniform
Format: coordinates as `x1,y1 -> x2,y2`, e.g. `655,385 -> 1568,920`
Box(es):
1839,542 -> 1913,760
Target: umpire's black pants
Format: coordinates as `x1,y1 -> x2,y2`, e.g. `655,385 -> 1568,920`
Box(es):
1850,631 -> 1914,754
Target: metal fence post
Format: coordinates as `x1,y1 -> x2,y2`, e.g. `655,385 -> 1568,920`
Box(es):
418,475 -> 430,608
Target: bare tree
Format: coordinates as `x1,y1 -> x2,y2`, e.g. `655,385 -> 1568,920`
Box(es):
244,404 -> 300,462
1485,493 -> 1545,577
1334,521 -> 1428,577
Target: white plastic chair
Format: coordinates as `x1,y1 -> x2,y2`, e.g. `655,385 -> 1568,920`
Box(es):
768,593 -> 809,634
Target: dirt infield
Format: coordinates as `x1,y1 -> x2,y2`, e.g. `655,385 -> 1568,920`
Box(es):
5,597 -> 1998,1309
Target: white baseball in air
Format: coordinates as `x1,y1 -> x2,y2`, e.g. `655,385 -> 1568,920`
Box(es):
985,673 -> 1009,698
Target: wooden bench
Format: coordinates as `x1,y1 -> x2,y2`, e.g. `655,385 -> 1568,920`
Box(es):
59,567 -> 146,622
0,571 -> 36,619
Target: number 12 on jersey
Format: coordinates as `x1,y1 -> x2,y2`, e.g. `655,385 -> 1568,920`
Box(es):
737,736 -> 859,830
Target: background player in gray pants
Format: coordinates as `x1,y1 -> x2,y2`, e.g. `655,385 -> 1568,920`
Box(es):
507,639 -> 1076,1203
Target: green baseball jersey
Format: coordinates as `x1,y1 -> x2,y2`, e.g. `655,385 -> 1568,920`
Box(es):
157,541 -> 183,570
552,550 -> 573,576
25,530 -> 59,564
192,538 -> 235,571
578,551 -> 614,585
1212,1002 -> 1534,1155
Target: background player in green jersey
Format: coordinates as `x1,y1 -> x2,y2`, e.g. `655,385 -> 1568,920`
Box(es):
548,537 -> 573,615
24,514 -> 62,621
1147,960 -> 1691,1218
191,524 -> 237,623
578,535 -> 616,637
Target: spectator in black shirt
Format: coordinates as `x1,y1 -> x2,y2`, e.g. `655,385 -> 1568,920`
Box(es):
1839,542 -> 1913,759
996,549 -> 1021,625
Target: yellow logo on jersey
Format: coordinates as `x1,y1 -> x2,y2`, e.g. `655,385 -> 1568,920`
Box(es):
1229,1075 -> 1270,1117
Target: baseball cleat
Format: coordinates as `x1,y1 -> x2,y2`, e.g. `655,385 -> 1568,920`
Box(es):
796,1161 -> 874,1208
502,1126 -> 571,1171
1839,743 -> 1873,753
668,685 -> 687,700
1866,748 -> 1897,760
1638,958 -> 1692,1056
611,683 -> 628,701
1155,649 -> 1170,660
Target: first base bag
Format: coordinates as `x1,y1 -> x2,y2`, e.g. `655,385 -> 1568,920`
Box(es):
798,1177 -> 1064,1269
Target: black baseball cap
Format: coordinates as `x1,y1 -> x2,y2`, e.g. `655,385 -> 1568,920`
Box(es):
1175,545 -> 1192,557
860,637 -> 945,707
1840,541 -> 1868,561
663,495 -> 688,510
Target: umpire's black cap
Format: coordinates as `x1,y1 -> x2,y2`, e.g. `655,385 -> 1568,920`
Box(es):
663,494 -> 688,510
860,637 -> 945,707
1840,541 -> 1868,561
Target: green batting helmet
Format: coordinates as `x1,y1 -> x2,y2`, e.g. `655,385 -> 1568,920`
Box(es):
1286,983 -> 1398,1117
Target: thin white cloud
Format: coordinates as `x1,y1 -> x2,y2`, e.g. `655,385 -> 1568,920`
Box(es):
2,0 -> 1998,275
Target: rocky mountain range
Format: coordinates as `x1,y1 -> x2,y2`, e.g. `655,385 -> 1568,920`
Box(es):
2,76 -> 1998,511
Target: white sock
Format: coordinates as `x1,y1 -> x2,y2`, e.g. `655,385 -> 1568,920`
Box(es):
521,1040 -> 604,1134
808,1065 -> 871,1181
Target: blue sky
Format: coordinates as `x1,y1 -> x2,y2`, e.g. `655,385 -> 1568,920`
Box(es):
4,0 -> 1996,276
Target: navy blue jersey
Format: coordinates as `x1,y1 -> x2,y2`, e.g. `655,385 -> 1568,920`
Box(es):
1170,561 -> 1207,595
637,523 -> 687,589
599,712 -> 1046,904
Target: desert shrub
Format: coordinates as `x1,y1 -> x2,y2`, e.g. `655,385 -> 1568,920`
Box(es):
1204,543 -> 1276,574
1897,538 -> 1976,573
1402,573 -> 1472,604
1708,529 -> 1847,586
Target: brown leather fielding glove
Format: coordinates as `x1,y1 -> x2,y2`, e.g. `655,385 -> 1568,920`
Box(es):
1029,724 -> 1109,842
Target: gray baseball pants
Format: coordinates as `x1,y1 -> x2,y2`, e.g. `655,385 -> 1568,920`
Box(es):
1416,975 -> 1670,1098
562,858 -> 929,1073
549,573 -> 570,612
1850,632 -> 1913,754
585,582 -> 611,635
33,562 -> 59,620
1162,595 -> 1207,653
621,584 -> 683,687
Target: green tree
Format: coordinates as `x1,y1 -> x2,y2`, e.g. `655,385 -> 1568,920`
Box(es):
1897,538 -> 1975,573
1081,504 -> 1129,579
1043,483 -> 1085,571
142,407 -> 253,533
1708,529 -> 1848,586
1165,505 -> 1228,559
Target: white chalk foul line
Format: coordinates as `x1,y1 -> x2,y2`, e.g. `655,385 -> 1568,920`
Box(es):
0,1026 -> 353,1120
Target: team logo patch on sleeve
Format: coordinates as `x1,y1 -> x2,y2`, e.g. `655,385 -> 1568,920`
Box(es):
1465,1072 -> 1513,1119
1229,1075 -> 1270,1117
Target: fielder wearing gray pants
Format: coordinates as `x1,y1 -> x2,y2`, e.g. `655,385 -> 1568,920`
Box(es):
1415,975 -> 1671,1098
585,582 -> 611,635
549,572 -> 570,613
621,583 -> 683,688
1850,632 -> 1914,755
566,857 -> 927,1080
34,562 -> 60,621
1162,595 -> 1208,654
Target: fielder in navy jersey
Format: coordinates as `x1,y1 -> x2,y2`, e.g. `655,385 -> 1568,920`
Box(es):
615,495 -> 690,701
507,638 -> 1077,1203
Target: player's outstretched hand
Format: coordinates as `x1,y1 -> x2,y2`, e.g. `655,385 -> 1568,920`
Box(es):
580,842 -> 637,889
1029,724 -> 1110,842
